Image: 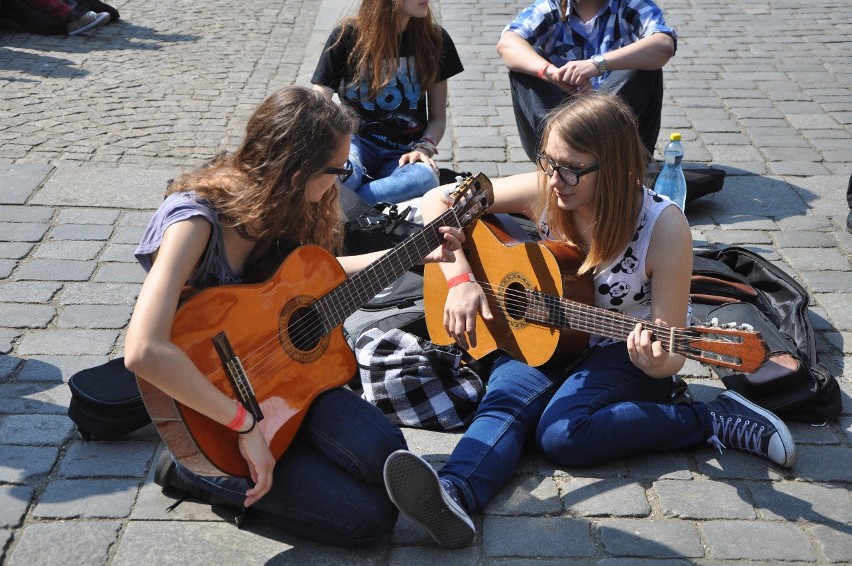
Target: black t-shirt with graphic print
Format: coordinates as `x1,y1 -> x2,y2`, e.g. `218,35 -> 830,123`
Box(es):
311,25 -> 463,150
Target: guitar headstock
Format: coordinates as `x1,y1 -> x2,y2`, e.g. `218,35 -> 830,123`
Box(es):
448,173 -> 494,227
685,319 -> 767,373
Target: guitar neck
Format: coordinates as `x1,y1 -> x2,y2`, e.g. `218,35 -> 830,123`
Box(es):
526,291 -> 681,353
315,208 -> 460,330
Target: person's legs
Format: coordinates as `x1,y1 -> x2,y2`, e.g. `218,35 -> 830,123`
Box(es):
167,388 -> 406,546
608,68 -> 664,156
509,70 -> 571,162
846,173 -> 851,233
356,158 -> 439,205
341,134 -> 371,193
537,342 -> 796,468
438,355 -> 564,512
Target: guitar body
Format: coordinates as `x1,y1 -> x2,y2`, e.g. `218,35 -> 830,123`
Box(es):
424,214 -> 594,367
138,244 -> 355,478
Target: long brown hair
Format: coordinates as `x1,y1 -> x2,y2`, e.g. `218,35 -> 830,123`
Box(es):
167,86 -> 359,258
338,0 -> 443,98
535,93 -> 649,275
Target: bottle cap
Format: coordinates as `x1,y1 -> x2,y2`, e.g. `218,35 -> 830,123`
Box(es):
670,132 -> 681,141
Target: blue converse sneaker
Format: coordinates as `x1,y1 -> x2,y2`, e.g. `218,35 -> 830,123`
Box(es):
383,450 -> 475,548
705,391 -> 797,467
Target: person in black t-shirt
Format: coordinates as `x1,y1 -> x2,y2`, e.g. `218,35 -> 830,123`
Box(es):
312,0 -> 463,205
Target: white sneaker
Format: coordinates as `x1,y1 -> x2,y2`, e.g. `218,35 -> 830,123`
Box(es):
67,11 -> 110,36
383,450 -> 475,548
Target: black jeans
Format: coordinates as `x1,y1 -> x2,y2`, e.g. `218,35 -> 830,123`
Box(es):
510,67 -> 664,161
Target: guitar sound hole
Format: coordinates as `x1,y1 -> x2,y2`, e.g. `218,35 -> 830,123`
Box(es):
504,282 -> 528,320
288,307 -> 322,352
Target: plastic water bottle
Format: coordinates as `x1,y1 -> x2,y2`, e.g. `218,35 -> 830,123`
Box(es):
654,132 -> 687,212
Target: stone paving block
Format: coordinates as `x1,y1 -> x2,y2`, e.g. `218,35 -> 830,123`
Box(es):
557,477 -> 650,517
0,222 -> 49,243
701,519 -> 815,561
812,524 -> 852,564
34,240 -> 104,260
0,281 -> 61,304
14,259 -> 96,282
0,205 -> 53,224
598,518 -> 703,559
0,382 -> 70,415
16,329 -> 118,356
0,413 -> 75,446
749,480 -> 852,524
92,262 -> 146,284
7,521 -> 122,566
0,303 -> 55,329
695,450 -> 785,481
0,242 -> 34,260
389,545 -> 480,565
56,208 -> 121,225
0,163 -> 52,204
111,224 -> 147,245
57,304 -> 134,329
774,230 -> 836,248
15,355 -> 107,383
625,451 -> 694,481
705,229 -> 773,246
0,485 -> 33,528
48,223 -> 114,241
31,167 -> 179,209
0,329 -> 19,353
60,440 -> 156,479
0,445 -> 59,485
113,521 -> 309,565
34,478 -> 139,519
59,282 -> 140,305
0,259 -> 14,279
485,474 -> 561,515
98,243 -> 138,263
483,516 -> 594,558
791,445 -> 852,482
653,479 -> 756,520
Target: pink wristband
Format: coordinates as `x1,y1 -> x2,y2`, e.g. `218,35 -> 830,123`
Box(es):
226,401 -> 248,431
447,272 -> 475,288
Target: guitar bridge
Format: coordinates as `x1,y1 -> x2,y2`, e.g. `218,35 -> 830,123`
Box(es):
213,332 -> 263,423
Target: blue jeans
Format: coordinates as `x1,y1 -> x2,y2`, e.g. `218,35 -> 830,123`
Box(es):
439,344 -> 712,512
172,387 -> 407,546
343,134 -> 439,205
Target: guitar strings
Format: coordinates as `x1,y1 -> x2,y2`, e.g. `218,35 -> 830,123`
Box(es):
468,277 -> 740,361
207,203 -> 471,390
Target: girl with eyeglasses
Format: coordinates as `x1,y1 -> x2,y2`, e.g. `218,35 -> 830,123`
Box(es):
381,93 -> 795,549
124,86 -> 464,545
311,0 -> 464,205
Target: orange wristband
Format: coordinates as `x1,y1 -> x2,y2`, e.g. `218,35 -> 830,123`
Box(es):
537,63 -> 551,80
226,401 -> 248,431
447,272 -> 475,288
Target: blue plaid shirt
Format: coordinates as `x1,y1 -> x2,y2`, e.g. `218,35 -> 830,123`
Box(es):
504,0 -> 676,89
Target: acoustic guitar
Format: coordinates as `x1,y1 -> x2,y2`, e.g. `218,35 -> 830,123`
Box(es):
137,174 -> 494,478
424,214 -> 767,372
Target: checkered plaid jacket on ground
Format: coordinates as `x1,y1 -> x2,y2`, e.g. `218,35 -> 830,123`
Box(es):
355,328 -> 484,430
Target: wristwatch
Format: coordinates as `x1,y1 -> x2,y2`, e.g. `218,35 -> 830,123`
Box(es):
591,54 -> 607,75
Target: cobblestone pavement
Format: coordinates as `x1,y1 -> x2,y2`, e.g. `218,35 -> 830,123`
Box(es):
1,0 -> 851,563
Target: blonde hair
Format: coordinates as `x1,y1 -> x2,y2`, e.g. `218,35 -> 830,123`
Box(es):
337,0 -> 443,98
167,86 -> 359,260
535,93 -> 649,275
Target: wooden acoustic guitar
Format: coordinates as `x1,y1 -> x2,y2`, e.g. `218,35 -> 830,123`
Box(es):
424,214 -> 767,372
137,174 -> 494,478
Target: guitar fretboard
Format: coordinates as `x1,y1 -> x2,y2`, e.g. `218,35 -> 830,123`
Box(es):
313,208 -> 460,332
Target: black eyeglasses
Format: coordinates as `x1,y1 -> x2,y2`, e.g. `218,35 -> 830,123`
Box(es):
324,160 -> 353,183
536,153 -> 599,186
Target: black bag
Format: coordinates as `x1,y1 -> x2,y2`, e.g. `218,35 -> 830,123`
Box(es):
67,358 -> 151,440
342,201 -> 422,257
645,162 -> 726,204
690,247 -> 841,422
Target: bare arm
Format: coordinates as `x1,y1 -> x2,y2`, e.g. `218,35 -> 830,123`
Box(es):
626,205 -> 692,378
125,219 -> 276,505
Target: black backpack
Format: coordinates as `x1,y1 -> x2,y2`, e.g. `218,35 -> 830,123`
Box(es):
690,246 -> 841,423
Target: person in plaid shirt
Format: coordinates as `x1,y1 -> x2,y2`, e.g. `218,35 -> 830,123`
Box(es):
497,0 -> 677,159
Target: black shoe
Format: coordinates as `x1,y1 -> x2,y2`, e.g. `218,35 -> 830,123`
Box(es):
154,450 -> 212,501
383,450 -> 475,548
